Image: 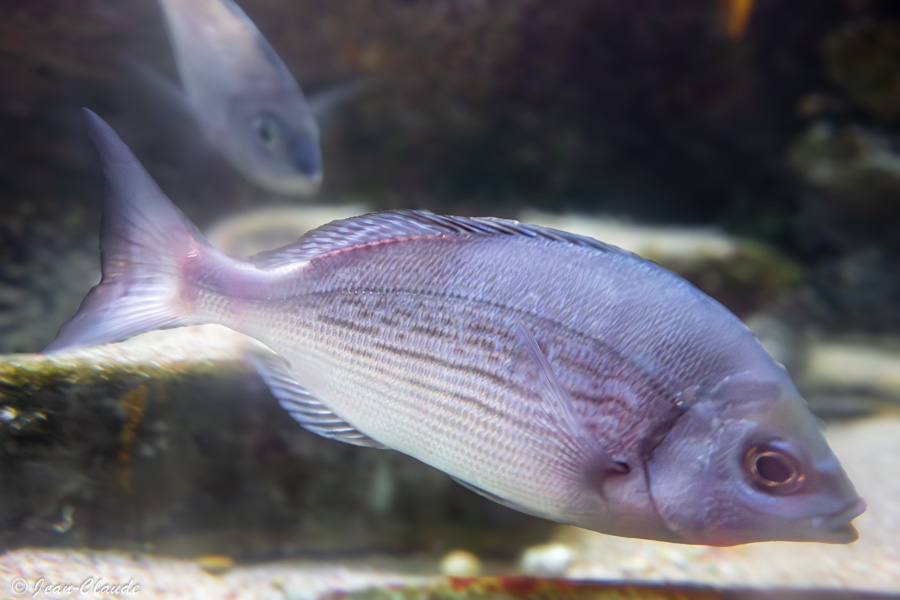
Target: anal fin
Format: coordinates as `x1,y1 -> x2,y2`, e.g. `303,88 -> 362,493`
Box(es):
450,476 -> 533,515
248,349 -> 385,449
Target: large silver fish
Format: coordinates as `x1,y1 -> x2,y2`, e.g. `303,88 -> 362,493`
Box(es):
158,0 -> 321,195
46,111 -> 865,546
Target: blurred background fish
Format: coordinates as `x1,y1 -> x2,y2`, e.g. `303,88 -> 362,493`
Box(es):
157,0 -> 323,195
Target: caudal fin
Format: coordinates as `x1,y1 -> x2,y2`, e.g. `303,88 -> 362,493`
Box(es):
44,109 -> 216,353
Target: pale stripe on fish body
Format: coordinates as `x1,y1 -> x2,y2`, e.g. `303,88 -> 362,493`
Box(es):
45,110 -> 865,546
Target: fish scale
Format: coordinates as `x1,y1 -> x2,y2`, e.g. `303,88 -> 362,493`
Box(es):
240,254 -> 684,488
206,280 -> 689,518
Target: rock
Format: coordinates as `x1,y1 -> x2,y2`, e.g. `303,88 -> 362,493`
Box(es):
825,20 -> 900,121
519,542 -> 575,577
205,203 -> 369,258
802,338 -> 900,417
787,122 -> 900,239
788,123 -> 900,196
438,549 -> 482,578
744,313 -> 807,377
0,326 -> 552,558
196,554 -> 235,575
519,210 -> 802,317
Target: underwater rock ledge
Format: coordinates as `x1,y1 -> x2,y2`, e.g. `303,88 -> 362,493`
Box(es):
0,326 -> 551,558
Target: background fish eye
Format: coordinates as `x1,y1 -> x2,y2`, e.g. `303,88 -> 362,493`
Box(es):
252,112 -> 281,148
743,445 -> 804,494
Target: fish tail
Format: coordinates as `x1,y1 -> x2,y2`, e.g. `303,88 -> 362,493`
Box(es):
43,109 -> 223,354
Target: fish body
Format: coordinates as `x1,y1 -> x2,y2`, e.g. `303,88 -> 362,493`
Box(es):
46,111 -> 865,546
158,0 -> 321,194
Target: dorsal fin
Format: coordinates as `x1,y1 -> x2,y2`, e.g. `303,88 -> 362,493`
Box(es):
251,209 -> 634,270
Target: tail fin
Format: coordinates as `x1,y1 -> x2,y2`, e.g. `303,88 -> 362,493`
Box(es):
44,109 -> 216,353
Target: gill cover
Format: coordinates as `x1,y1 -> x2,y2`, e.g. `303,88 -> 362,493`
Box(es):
646,371 -> 864,545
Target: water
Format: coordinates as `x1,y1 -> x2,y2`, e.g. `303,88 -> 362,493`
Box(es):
1,0 -> 898,597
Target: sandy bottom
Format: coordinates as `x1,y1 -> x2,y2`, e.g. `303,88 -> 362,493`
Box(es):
0,416 -> 897,599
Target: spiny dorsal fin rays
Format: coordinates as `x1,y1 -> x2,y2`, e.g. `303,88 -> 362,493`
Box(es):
251,210 -> 637,270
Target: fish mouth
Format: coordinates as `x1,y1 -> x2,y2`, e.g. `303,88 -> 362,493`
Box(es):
809,497 -> 867,543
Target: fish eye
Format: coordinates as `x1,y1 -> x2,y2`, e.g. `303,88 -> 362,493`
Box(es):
743,445 -> 804,494
251,112 -> 282,149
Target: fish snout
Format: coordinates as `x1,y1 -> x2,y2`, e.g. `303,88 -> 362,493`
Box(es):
809,496 -> 866,543
288,135 -> 323,180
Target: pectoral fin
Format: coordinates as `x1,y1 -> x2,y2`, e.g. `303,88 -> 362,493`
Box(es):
308,78 -> 372,131
514,322 -> 628,479
248,348 -> 386,449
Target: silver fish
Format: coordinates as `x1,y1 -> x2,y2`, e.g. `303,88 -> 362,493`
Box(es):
158,0 -> 321,195
46,110 -> 865,546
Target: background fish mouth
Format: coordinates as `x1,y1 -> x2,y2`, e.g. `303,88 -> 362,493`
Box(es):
810,497 -> 866,542
257,173 -> 322,196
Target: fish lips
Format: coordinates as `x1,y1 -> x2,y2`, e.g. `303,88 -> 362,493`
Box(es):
288,134 -> 323,182
807,496 -> 867,543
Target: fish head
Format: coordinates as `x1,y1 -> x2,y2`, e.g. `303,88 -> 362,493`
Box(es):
645,371 -> 865,546
224,89 -> 322,195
